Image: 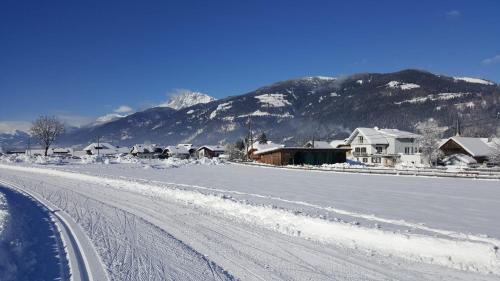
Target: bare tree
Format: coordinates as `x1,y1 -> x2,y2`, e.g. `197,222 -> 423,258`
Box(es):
416,119 -> 445,166
490,139 -> 500,165
30,116 -> 65,156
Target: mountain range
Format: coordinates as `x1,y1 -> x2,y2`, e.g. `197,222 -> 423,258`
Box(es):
2,69 -> 499,149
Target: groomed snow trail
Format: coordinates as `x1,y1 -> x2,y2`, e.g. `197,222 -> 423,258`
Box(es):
1,163 -> 499,280
0,179 -> 109,281
0,185 -> 70,281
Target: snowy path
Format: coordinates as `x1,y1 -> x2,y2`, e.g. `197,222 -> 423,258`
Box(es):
0,179 -> 109,281
0,184 -> 69,281
0,163 -> 499,280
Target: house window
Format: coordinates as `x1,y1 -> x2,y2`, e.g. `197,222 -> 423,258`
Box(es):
375,146 -> 383,154
355,147 -> 360,152
358,136 -> 364,143
360,147 -> 366,153
404,147 -> 410,154
362,158 -> 368,163
372,157 -> 381,163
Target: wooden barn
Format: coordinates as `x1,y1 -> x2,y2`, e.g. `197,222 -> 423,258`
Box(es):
254,147 -> 348,166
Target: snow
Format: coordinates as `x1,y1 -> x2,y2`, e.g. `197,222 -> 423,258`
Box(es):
330,92 -> 339,97
443,153 -> 477,166
237,110 -> 293,118
0,192 -> 7,235
0,185 -> 71,280
386,81 -> 421,90
254,93 -> 291,107
455,101 -> 475,110
158,91 -> 216,110
356,79 -> 363,84
395,92 -> 471,104
209,101 -> 232,119
1,160 -> 500,280
454,77 -> 494,85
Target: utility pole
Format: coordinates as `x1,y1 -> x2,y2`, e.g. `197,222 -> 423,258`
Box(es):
27,136 -> 31,156
455,115 -> 461,136
97,135 -> 100,156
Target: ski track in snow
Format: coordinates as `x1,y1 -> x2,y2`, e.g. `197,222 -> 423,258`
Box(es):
0,163 -> 500,280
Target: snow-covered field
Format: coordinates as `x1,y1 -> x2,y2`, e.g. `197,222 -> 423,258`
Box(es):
0,156 -> 499,280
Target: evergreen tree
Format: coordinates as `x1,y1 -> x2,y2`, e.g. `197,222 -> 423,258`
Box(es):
258,133 -> 268,144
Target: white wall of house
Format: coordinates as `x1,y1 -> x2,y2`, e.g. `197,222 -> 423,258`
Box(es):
346,128 -> 422,167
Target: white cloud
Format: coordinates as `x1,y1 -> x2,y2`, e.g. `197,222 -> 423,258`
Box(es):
0,121 -> 32,134
114,105 -> 133,113
56,114 -> 94,128
482,54 -> 500,65
446,10 -> 461,19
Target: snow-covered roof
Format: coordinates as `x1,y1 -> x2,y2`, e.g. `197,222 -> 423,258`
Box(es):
304,141 -> 332,148
83,142 -> 116,151
329,140 -> 346,148
131,144 -> 162,154
441,136 -> 495,157
250,141 -> 285,152
165,145 -> 190,155
346,127 -> 421,145
378,129 -> 421,139
197,145 -> 226,152
443,153 -> 477,165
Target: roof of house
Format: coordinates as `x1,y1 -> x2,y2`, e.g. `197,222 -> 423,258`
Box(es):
165,145 -> 191,154
440,136 -> 495,157
197,145 -> 226,152
304,141 -> 332,148
443,153 -> 477,165
329,140 -> 346,148
83,142 -> 116,151
346,127 -> 421,145
131,144 -> 161,154
250,141 -> 285,152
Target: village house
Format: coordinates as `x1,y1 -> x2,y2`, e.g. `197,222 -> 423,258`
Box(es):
25,147 -> 73,156
247,141 -> 285,161
83,143 -> 129,156
197,145 -> 227,158
130,144 -> 165,159
303,140 -> 333,149
163,144 -> 196,159
344,127 -> 422,167
439,136 -> 498,164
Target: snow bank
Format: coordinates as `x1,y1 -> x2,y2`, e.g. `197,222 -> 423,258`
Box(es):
0,193 -> 8,236
0,154 -> 64,165
1,164 -> 499,275
148,157 -> 224,169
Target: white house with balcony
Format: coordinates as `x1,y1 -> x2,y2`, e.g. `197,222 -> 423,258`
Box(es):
345,127 -> 422,167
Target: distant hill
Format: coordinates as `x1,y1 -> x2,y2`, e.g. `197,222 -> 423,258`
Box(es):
3,69 -> 499,149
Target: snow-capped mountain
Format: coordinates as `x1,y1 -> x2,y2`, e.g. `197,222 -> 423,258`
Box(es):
158,91 -> 216,110
0,130 -> 31,149
4,69 -> 498,149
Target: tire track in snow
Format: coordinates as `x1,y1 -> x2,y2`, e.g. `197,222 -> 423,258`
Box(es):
1,164 -> 500,275
92,172 -> 500,246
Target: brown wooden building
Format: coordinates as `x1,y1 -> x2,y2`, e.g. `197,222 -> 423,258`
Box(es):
254,147 -> 348,166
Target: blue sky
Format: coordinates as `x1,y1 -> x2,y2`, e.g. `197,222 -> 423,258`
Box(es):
0,0 -> 499,131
